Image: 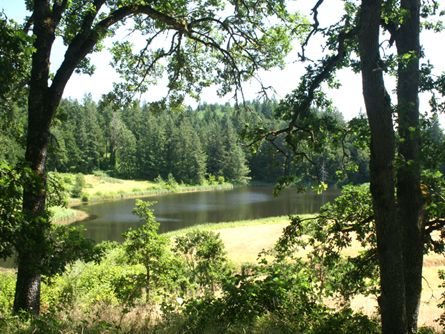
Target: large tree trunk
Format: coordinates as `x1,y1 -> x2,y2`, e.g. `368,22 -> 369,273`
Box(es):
395,0 -> 423,332
13,94 -> 55,314
13,0 -> 108,313
358,1 -> 407,333
13,0 -> 56,314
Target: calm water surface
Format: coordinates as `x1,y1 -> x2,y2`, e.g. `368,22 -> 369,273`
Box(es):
74,186 -> 338,242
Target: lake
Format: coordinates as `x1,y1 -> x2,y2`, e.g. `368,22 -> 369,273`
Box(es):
74,186 -> 338,242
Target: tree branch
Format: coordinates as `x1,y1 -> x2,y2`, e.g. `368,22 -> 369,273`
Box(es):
300,0 -> 325,60
52,0 -> 70,24
49,4 -> 189,106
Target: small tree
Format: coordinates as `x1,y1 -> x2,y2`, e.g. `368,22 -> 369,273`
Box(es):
174,230 -> 231,295
70,173 -> 85,198
123,200 -> 171,303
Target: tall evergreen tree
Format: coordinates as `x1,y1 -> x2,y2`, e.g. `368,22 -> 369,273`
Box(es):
136,107 -> 168,179
221,116 -> 250,183
111,112 -> 137,178
170,117 -> 206,184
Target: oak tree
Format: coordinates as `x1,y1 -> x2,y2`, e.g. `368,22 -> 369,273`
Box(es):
259,1 -> 444,333
9,0 -> 297,314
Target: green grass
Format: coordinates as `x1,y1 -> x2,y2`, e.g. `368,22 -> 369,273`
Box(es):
163,214 -> 314,238
48,206 -> 89,225
48,206 -> 77,222
54,172 -> 234,204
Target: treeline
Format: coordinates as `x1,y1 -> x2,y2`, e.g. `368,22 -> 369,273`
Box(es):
1,96 -> 371,185
2,96 -> 444,187
47,97 -> 252,184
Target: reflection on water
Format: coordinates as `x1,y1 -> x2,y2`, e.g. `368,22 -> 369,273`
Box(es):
74,186 -> 338,242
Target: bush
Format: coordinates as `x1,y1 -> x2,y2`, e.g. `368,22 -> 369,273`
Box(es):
81,193 -> 89,203
165,257 -> 379,334
71,173 -> 85,198
174,230 -> 232,296
154,175 -> 165,185
167,173 -> 179,190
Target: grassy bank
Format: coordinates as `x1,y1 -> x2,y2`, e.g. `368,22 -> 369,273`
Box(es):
63,172 -> 233,205
48,206 -> 89,225
163,215 -> 298,238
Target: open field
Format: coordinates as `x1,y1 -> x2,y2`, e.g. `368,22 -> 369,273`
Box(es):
171,216 -> 445,330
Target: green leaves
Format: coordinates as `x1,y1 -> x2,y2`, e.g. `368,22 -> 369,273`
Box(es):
0,15 -> 32,103
107,0 -> 300,102
276,184 -> 378,301
174,230 -> 232,295
0,162 -> 98,275
0,162 -> 26,259
123,200 -> 172,302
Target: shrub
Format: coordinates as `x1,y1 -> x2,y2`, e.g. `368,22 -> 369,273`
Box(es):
168,257 -> 379,334
174,230 -> 232,296
81,193 -> 89,203
217,176 -> 225,185
71,173 -> 85,198
166,173 -> 179,190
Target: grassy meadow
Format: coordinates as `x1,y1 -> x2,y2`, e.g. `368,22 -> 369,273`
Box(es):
62,172 -> 233,204
178,216 -> 444,330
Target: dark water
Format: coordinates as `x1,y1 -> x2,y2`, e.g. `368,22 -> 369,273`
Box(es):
73,186 -> 338,242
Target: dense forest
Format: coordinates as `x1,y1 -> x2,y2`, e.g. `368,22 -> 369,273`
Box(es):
0,96 -> 373,186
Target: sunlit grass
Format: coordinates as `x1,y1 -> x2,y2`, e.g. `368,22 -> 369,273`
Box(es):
49,206 -> 77,221
166,214 -> 444,330
82,174 -> 159,196
49,206 -> 88,225
54,172 -> 234,204
164,215 -> 313,264
163,215 -> 305,238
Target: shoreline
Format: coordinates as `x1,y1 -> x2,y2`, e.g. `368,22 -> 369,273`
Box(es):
69,183 -> 234,206
51,208 -> 90,225
53,183 -> 234,225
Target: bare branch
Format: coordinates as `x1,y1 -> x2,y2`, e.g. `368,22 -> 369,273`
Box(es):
49,4 -> 189,102
300,0 -> 325,60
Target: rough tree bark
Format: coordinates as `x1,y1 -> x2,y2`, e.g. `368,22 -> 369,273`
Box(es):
358,0 -> 407,333
395,1 -> 423,332
13,0 -> 58,314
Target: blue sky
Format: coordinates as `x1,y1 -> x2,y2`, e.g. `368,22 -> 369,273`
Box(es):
1,0 -> 444,126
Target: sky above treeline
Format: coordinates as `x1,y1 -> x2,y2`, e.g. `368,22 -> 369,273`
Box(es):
1,0 -> 444,126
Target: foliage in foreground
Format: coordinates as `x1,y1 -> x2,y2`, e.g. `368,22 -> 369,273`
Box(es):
0,163 -> 100,275
1,187 -> 443,333
0,249 -> 380,334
